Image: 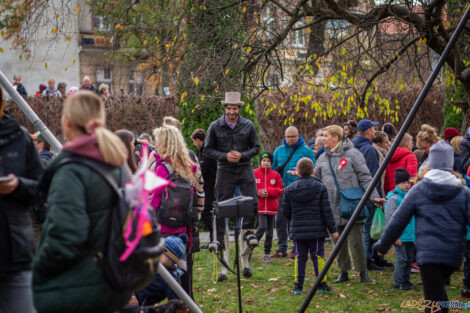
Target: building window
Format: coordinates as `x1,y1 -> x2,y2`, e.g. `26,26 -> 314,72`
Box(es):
96,67 -> 112,91
292,21 -> 306,48
326,19 -> 349,39
93,15 -> 110,33
263,7 -> 275,41
129,70 -> 144,95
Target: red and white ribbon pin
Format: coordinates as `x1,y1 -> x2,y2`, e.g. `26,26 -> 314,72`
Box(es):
338,158 -> 347,170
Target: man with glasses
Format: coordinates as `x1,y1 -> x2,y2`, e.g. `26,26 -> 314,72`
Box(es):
271,126 -> 315,258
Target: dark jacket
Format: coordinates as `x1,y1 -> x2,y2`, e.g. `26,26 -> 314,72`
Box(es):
32,135 -> 130,313
0,113 -> 43,274
39,150 -> 54,167
374,170 -> 470,268
204,114 -> 259,168
15,84 -> 28,97
282,176 -> 337,240
81,84 -> 100,95
353,135 -> 381,195
460,131 -> 470,172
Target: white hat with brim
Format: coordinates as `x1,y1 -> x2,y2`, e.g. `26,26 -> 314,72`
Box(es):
221,91 -> 244,107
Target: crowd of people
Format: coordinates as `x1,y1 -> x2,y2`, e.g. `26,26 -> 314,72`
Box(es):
1,86 -> 470,313
11,74 -> 110,99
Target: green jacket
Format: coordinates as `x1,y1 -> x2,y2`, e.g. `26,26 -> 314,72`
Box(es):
32,151 -> 131,313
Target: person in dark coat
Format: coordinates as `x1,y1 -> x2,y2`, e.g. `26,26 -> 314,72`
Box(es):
283,157 -> 338,295
0,87 -> 43,313
460,128 -> 470,173
32,91 -> 131,313
374,140 -> 470,313
204,91 -> 260,278
80,76 -> 100,94
353,119 -> 388,271
13,75 -> 28,97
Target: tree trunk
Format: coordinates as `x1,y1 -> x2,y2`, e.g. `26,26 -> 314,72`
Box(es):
306,20 -> 326,75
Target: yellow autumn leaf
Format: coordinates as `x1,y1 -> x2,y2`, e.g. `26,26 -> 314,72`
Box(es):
115,23 -> 121,29
75,6 -> 79,12
0,47 -> 4,53
65,67 -> 68,71
225,68 -> 230,75
143,40 -> 147,46
180,91 -> 187,102
0,30 -> 4,37
72,59 -> 76,64
56,13 -> 60,19
65,36 -> 71,41
194,77 -> 199,86
246,47 -> 251,54
45,62 -> 48,69
342,47 -> 346,55
200,95 -> 205,101
51,27 -> 58,34
19,54 -> 22,60
242,7 -> 247,13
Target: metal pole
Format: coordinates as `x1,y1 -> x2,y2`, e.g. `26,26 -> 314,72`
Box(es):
157,263 -> 203,313
0,70 -> 62,152
297,5 -> 470,312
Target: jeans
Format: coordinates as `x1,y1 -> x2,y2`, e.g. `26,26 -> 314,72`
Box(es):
275,204 -> 288,253
362,203 -> 375,261
394,242 -> 414,287
463,241 -> 470,288
255,214 -> 275,254
420,264 -> 456,313
0,270 -> 36,313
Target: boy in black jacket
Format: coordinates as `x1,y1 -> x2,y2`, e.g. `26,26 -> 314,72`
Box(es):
283,157 -> 339,295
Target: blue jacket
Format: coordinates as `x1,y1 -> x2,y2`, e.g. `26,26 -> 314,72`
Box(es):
374,170 -> 470,268
385,187 -> 415,243
272,135 -> 316,187
282,176 -> 337,240
353,135 -> 381,195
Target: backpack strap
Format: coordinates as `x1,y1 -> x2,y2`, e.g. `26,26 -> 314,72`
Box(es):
160,161 -> 175,176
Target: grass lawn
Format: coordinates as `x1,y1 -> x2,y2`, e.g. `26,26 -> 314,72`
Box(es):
191,240 -> 465,313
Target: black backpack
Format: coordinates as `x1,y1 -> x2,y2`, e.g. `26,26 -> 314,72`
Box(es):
57,155 -> 165,292
158,162 -> 194,228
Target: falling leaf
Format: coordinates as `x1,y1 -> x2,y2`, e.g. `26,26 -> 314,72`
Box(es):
75,6 -> 80,13
194,77 -> 199,86
268,277 -> 279,282
45,62 -> 48,69
65,36 -> 71,41
339,293 -> 347,298
51,27 -> 58,34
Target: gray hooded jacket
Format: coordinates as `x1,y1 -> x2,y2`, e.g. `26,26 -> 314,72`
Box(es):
314,139 -> 379,226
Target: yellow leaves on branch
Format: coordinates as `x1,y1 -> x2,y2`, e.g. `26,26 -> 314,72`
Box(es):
65,36 -> 71,41
0,47 -> 3,53
75,6 -> 80,13
194,77 -> 199,86
51,27 -> 58,35
44,62 -> 48,69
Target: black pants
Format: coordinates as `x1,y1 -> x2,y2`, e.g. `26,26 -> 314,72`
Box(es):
255,214 -> 275,254
420,263 -> 456,313
201,178 -> 216,240
214,165 -> 258,246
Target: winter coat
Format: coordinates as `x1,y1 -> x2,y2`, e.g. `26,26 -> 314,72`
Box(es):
32,134 -> 131,313
204,114 -> 260,169
272,135 -> 316,187
254,166 -> 284,215
282,176 -> 337,240
460,132 -> 470,172
15,84 -> 27,97
81,84 -> 100,95
384,147 -> 418,194
384,187 -> 415,243
42,88 -> 61,97
374,169 -> 470,268
353,135 -> 381,194
314,139 -> 380,227
0,113 -> 43,274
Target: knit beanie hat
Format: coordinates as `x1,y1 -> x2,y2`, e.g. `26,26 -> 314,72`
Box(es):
163,233 -> 188,264
260,151 -> 273,163
395,168 -> 411,185
427,140 -> 454,171
443,127 -> 460,142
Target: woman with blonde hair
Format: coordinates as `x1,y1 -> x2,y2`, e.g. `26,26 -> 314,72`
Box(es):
32,91 -> 131,313
149,125 -> 197,296
415,124 -> 440,172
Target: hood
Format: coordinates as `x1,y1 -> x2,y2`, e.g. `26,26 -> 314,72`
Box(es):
352,135 -> 372,150
39,150 -> 54,161
390,147 -> 413,163
0,113 -> 23,147
325,138 -> 354,156
420,169 -> 464,201
283,135 -> 305,149
62,134 -> 106,163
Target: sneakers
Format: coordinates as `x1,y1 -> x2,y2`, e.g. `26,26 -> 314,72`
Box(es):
264,254 -> 271,263
271,250 -> 287,258
217,274 -> 228,282
411,263 -> 420,273
243,230 -> 258,247
461,286 -> 470,299
317,282 -> 333,294
242,267 -> 252,278
291,284 -> 303,295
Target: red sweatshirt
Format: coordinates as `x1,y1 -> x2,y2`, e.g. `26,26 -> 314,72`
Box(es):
254,166 -> 284,215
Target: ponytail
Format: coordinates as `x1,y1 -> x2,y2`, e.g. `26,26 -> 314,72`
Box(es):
64,91 -> 127,167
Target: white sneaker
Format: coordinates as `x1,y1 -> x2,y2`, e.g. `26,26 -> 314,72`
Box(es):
264,254 -> 271,263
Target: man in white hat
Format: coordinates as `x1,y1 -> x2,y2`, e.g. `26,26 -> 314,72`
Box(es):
205,91 -> 260,280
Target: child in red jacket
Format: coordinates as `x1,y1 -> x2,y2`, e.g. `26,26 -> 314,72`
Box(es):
254,152 -> 284,262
